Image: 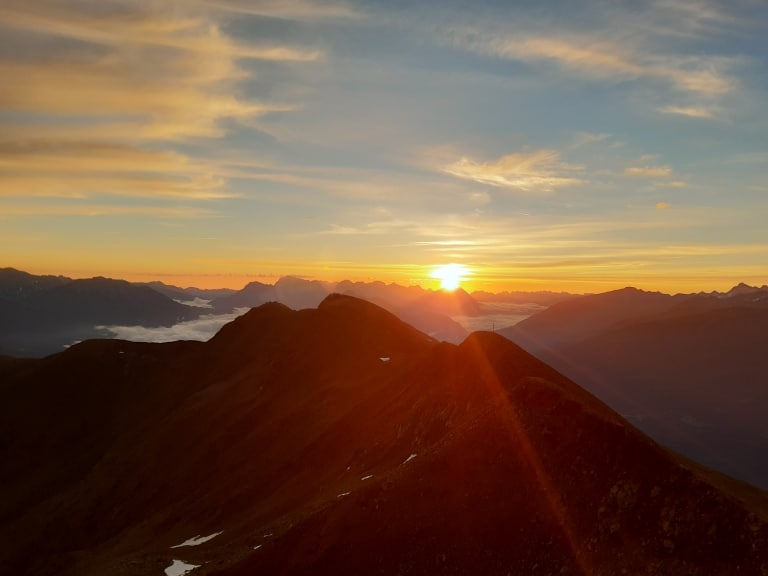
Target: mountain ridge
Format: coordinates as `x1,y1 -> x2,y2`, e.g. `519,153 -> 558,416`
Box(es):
501,285 -> 768,488
1,295 -> 766,575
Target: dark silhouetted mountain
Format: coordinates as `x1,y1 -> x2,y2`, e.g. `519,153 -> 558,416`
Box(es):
274,276 -> 332,309
720,282 -> 768,299
1,295 -> 766,575
209,280 -> 277,312
501,287 -> 690,356
501,285 -> 768,488
211,277 -> 472,342
210,276 -> 330,312
472,289 -> 579,307
0,267 -> 70,301
136,281 -> 236,304
0,271 -> 202,357
333,280 -> 471,342
411,286 -> 483,316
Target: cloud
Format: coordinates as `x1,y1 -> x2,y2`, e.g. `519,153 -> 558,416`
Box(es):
439,0 -> 746,121
658,105 -> 718,119
442,150 -> 585,193
0,142 -> 234,199
201,0 -> 362,20
460,34 -> 737,98
98,308 -> 249,343
573,132 -> 611,146
624,166 -> 673,178
657,181 -> 688,189
0,0 -> 316,210
323,219 -> 422,236
0,7 -> 312,139
0,202 -> 217,218
656,202 -> 670,210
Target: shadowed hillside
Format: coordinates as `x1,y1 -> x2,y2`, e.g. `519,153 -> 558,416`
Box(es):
501,285 -> 768,488
1,295 -> 767,575
0,269 -> 202,357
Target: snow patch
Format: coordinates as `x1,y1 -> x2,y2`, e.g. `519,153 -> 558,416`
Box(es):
379,356 -> 390,362
171,531 -> 223,548
402,453 -> 417,465
253,544 -> 262,551
361,474 -> 374,481
165,559 -> 200,576
337,492 -> 351,498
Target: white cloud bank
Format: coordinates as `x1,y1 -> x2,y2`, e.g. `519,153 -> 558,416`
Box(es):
98,308 -> 248,343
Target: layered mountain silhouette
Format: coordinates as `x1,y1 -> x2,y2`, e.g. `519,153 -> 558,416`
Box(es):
501,285 -> 768,488
0,268 -> 202,357
208,277 -> 475,342
2,295 -> 767,575
0,269 -> 529,356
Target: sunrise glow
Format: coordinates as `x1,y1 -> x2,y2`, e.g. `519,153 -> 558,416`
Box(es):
1,1 -> 766,294
431,264 -> 470,292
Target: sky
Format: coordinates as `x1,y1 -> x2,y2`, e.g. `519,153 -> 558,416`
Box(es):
1,0 -> 767,293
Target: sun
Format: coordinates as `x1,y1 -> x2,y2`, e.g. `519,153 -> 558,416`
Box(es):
431,263 -> 469,292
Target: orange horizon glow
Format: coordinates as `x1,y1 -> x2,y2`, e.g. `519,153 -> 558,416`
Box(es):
8,260 -> 766,296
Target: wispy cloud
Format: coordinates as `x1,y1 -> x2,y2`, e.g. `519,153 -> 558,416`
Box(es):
0,0 -> 317,210
623,154 -> 686,183
459,33 -> 737,98
442,150 -> 584,193
656,181 -> 688,189
0,142 -> 232,199
624,166 -> 673,178
658,105 -> 718,119
201,0 -> 363,20
439,0 -> 747,121
0,203 -> 217,218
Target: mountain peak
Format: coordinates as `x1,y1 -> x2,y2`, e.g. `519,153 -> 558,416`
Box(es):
723,282 -> 762,298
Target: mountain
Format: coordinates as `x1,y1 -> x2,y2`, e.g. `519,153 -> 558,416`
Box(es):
334,280 -> 472,341
134,281 -> 236,304
209,280 -> 277,312
0,270 -> 202,357
0,267 -> 70,301
472,289 -> 579,307
212,276 -> 473,342
501,287 -> 690,356
501,285 -> 768,488
1,295 -> 766,575
211,276 -> 331,312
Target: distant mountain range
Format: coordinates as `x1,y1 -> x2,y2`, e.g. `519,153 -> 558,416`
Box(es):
0,268 -> 202,356
0,268 -> 564,356
501,285 -> 768,488
1,295 -> 766,575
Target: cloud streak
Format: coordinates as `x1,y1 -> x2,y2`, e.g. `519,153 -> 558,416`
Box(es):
459,33 -> 737,98
442,150 -> 584,193
658,105 -> 718,119
201,0 -> 363,20
437,0 -> 748,122
0,0 -> 316,209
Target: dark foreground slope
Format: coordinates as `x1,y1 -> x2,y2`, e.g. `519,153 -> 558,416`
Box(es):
1,295 -> 767,576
